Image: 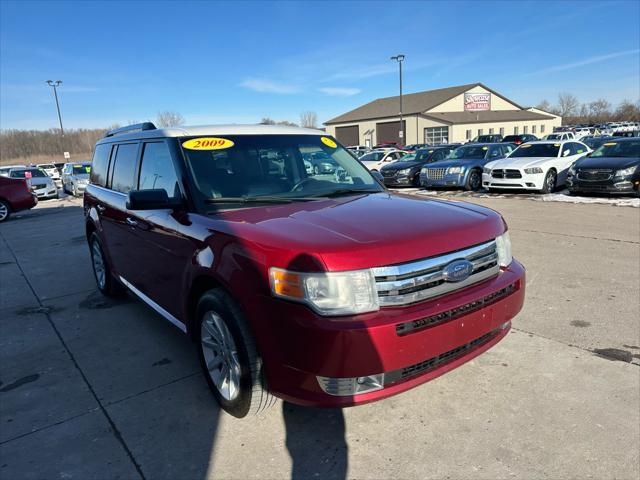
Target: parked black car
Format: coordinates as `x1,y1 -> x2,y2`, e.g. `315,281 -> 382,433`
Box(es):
582,136 -> 614,150
566,138 -> 640,197
613,130 -> 640,138
502,134 -> 538,145
469,134 -> 503,143
380,146 -> 457,187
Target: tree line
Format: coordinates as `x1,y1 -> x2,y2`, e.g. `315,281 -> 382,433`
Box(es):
536,94 -> 640,125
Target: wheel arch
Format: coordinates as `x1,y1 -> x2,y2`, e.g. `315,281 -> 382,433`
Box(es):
186,274 -> 226,339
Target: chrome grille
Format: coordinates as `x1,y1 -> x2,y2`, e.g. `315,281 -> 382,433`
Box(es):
492,169 -> 522,179
577,169 -> 613,181
372,240 -> 500,307
425,168 -> 446,180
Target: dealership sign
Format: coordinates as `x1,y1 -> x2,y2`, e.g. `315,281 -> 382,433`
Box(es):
464,93 -> 491,111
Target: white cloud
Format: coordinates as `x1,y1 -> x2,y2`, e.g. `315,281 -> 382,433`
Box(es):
529,49 -> 640,75
318,87 -> 362,97
239,78 -> 299,94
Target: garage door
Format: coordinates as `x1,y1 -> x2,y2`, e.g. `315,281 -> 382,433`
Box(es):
335,126 -> 359,146
375,120 -> 406,146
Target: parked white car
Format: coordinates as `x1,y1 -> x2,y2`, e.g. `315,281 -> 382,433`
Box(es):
0,164 -> 26,177
572,128 -> 591,140
36,163 -> 61,181
482,140 -> 590,193
544,132 -> 576,141
359,149 -> 406,171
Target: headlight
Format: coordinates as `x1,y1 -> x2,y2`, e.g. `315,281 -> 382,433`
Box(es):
269,267 -> 379,316
447,166 -> 464,174
524,167 -> 544,174
568,164 -> 576,176
421,168 -> 428,174
616,166 -> 636,177
482,167 -> 491,174
398,168 -> 411,175
495,232 -> 512,268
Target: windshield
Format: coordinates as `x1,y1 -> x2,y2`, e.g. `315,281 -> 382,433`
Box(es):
72,164 -> 91,175
360,151 -> 385,161
10,169 -> 47,178
591,140 -> 640,158
448,145 -> 489,160
397,153 -> 416,162
510,144 -> 560,158
38,164 -> 55,169
546,134 -> 562,140
181,134 -> 382,206
583,137 -> 610,149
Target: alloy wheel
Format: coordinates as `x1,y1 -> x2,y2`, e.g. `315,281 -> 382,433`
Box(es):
201,311 -> 241,401
0,202 -> 8,222
91,241 -> 106,289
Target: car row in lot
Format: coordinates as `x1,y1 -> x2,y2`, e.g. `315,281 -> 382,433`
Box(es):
0,161 -> 91,199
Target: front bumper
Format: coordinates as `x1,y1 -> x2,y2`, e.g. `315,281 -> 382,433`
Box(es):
382,172 -> 418,187
32,185 -> 58,199
482,171 -> 545,190
420,172 -> 465,188
254,260 -> 526,407
566,175 -> 639,195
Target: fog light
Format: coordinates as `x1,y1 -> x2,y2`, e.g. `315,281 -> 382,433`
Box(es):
526,182 -> 535,187
500,320 -> 511,330
317,373 -> 385,396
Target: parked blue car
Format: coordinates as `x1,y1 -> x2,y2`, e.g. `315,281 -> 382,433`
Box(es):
420,143 -> 515,191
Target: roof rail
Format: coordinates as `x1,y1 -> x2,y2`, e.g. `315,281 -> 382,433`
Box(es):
104,122 -> 157,138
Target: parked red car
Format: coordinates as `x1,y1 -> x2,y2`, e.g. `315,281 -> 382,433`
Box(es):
84,123 -> 526,417
0,175 -> 38,222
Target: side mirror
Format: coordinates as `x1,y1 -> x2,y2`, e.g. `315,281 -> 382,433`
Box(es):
563,150 -> 571,157
126,189 -> 181,210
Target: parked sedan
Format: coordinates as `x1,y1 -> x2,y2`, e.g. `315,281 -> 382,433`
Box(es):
61,162 -> 91,196
305,152 -> 340,174
421,143 -> 514,191
0,175 -> 38,222
566,138 -> 639,197
469,134 -> 503,143
359,149 -> 406,171
382,146 -> 457,187
0,164 -> 26,177
482,140 -> 590,193
9,167 -> 58,199
36,163 -> 61,183
502,134 -> 538,145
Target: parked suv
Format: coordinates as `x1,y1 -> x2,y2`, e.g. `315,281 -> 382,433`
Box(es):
85,123 -> 525,417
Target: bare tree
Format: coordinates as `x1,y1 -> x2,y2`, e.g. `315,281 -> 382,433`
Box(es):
557,93 -> 580,118
588,99 -> 611,122
536,100 -> 552,112
299,111 -> 318,128
614,100 -> 640,121
156,111 -> 185,127
276,120 -> 298,127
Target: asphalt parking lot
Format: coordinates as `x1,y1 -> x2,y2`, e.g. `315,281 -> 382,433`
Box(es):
0,192 -> 638,480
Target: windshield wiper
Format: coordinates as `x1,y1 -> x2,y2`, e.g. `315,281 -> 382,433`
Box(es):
309,188 -> 381,198
205,195 -> 316,204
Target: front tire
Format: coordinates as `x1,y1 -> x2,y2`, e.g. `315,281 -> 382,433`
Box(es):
89,232 -> 125,296
540,169 -> 557,194
196,289 -> 276,418
464,169 -> 482,191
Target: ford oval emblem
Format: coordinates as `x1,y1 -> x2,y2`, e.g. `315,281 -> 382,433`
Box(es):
442,259 -> 474,283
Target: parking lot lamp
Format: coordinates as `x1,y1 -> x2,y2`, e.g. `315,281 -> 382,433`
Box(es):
46,80 -> 65,136
390,55 -> 405,146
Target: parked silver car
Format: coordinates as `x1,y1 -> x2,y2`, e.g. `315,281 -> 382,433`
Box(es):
9,167 -> 58,199
61,162 -> 91,196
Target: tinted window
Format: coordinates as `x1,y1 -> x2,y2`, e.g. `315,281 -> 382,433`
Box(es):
110,143 -> 138,194
10,169 -> 46,178
138,142 -> 180,199
510,143 -> 560,158
90,144 -> 112,187
591,140 -> 640,158
449,145 -> 489,160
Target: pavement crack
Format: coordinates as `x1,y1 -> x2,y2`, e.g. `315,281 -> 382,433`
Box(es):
510,228 -> 639,245
0,231 -> 147,480
105,372 -> 201,407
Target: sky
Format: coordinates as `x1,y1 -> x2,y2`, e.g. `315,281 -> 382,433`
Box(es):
1,0 -> 639,130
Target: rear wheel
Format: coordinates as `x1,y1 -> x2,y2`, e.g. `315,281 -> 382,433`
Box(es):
464,169 -> 482,191
196,289 -> 276,418
313,165 -> 319,175
89,232 -> 125,296
0,200 -> 11,223
540,169 -> 557,194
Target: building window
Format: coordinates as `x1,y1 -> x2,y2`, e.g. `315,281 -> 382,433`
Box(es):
523,126 -> 528,134
424,126 -> 449,145
478,129 -> 483,136
489,128 -> 494,134
540,124 -> 545,133
532,125 -> 537,134
465,129 -> 472,140
514,126 -> 519,134
499,127 -> 505,136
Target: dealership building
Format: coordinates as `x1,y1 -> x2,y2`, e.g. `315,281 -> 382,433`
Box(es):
324,83 -> 561,147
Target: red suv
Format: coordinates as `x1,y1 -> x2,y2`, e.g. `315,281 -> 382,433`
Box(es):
85,123 -> 525,417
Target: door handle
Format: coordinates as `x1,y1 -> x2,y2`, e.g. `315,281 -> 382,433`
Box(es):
125,217 -> 138,227
96,204 -> 106,213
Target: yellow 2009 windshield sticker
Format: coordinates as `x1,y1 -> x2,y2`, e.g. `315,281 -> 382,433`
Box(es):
321,136 -> 337,148
603,142 -> 617,146
182,137 -> 234,150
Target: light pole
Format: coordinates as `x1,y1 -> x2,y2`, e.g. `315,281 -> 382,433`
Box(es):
46,80 -> 64,136
390,55 -> 405,146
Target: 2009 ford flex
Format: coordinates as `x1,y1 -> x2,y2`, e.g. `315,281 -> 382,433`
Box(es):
84,123 -> 525,417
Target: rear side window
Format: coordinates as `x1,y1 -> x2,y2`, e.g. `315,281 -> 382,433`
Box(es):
90,144 -> 112,187
109,143 -> 139,194
138,142 -> 180,199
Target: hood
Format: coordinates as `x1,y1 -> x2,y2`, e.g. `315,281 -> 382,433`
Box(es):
381,160 -> 422,171
71,173 -> 90,180
574,156 -> 640,171
485,156 -> 554,170
196,193 -> 505,271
